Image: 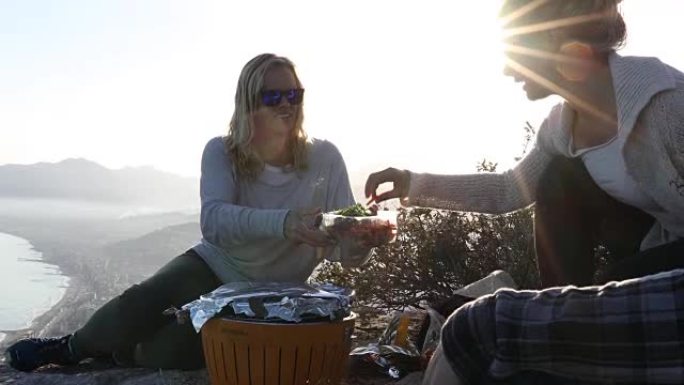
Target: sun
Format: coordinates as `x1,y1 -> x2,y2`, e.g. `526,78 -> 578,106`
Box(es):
451,1 -> 509,72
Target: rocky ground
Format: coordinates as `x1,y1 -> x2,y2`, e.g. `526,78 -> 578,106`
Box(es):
1,308 -> 424,385
0,364 -> 423,385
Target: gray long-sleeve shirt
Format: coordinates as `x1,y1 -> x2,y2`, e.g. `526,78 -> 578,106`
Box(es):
192,136 -> 355,283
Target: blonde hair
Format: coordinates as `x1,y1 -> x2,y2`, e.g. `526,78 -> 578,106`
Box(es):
225,53 -> 309,179
501,0 -> 626,55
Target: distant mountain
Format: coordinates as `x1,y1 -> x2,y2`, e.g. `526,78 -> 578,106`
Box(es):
0,158 -> 199,208
102,221 -> 201,280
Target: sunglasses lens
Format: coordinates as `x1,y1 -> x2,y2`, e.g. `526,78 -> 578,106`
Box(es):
261,90 -> 281,106
286,89 -> 304,105
261,89 -> 304,106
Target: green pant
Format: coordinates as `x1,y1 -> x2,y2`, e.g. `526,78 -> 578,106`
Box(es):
70,249 -> 222,369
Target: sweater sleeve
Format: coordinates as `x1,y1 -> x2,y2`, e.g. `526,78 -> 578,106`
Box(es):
656,88 -> 684,181
407,134 -> 553,215
199,137 -> 290,249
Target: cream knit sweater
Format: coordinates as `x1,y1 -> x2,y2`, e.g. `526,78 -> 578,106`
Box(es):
408,54 -> 684,249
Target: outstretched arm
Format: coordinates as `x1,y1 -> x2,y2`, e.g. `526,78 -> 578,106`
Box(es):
407,144 -> 552,214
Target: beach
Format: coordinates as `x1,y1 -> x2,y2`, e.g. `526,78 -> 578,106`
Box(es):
0,233 -> 69,344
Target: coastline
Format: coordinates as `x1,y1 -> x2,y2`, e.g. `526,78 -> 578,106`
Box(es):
0,236 -> 83,351
0,276 -> 81,348
0,214 -> 202,353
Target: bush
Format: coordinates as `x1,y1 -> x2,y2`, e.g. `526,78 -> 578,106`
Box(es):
315,206 -> 540,311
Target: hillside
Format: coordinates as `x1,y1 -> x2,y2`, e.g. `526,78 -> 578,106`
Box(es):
102,221 -> 201,281
0,158 -> 198,208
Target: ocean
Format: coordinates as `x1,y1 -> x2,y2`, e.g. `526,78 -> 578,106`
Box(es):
0,232 -> 69,343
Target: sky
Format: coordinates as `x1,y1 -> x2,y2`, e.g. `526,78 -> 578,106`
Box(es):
2,1 -> 684,183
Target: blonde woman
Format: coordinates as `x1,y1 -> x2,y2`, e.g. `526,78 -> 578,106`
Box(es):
6,53 -> 356,371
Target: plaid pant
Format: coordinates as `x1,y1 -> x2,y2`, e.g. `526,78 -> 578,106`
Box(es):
441,269 -> 684,384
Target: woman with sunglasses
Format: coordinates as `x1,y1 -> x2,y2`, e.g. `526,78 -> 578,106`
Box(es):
367,0 -> 684,288
373,0 -> 684,383
5,53 -> 356,371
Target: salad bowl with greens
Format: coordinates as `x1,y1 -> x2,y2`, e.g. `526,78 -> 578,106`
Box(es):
320,204 -> 398,267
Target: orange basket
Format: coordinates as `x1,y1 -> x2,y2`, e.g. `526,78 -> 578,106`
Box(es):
201,314 -> 356,385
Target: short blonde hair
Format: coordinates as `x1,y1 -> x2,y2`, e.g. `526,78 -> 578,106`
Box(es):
225,53 -> 309,179
501,0 -> 626,55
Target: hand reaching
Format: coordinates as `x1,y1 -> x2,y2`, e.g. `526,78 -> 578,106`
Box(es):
365,167 -> 411,204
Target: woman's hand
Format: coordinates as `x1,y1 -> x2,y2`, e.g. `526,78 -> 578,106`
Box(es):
365,167 -> 411,204
284,208 -> 334,247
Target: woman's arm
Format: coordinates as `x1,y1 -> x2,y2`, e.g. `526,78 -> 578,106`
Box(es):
408,143 -> 553,214
366,104 -> 565,213
199,137 -> 290,249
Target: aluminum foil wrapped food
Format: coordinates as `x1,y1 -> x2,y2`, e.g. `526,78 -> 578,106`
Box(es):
321,204 -> 398,267
178,282 -> 353,332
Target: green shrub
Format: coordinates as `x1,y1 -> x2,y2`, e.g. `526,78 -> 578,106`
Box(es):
315,206 -> 540,311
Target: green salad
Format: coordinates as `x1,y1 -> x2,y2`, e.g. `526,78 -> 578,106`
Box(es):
334,203 -> 374,217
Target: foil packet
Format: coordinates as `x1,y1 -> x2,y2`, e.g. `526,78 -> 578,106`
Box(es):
177,282 -> 353,332
349,312 -> 422,379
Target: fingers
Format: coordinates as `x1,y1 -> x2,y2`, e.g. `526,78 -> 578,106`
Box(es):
367,204 -> 379,215
285,207 -> 333,247
373,190 -> 403,204
299,207 -> 322,228
294,226 -> 334,247
364,167 -> 397,199
365,167 -> 412,204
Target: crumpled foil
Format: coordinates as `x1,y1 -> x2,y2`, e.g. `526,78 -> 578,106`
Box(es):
349,312 -> 422,379
179,282 -> 353,332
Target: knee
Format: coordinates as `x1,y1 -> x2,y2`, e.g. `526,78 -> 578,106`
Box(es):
117,283 -> 168,314
118,284 -> 146,308
442,295 -> 496,346
439,295 -> 497,380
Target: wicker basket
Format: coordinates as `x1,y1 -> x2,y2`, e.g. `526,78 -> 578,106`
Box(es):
201,315 -> 356,385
